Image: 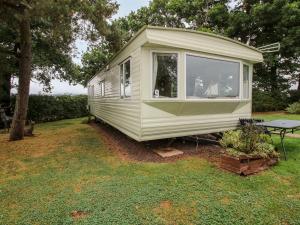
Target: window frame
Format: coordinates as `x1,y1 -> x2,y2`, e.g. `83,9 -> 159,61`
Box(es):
90,85 -> 94,98
99,80 -> 105,97
119,57 -> 131,99
184,52 -> 243,101
150,50 -> 180,99
242,62 -> 252,100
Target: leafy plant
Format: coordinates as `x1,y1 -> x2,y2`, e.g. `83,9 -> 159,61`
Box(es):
220,124 -> 278,158
286,102 -> 300,114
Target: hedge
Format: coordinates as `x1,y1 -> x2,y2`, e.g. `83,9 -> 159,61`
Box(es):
10,95 -> 88,123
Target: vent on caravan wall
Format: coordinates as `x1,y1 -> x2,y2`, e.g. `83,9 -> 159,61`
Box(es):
257,42 -> 280,53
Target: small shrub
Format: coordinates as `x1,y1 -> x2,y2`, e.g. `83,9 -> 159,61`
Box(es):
286,102 -> 300,114
220,130 -> 244,150
220,124 -> 278,158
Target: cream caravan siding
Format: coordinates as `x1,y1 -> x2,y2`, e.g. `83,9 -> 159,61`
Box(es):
145,28 -> 263,63
139,46 -> 254,141
88,46 -> 143,141
140,102 -> 252,141
88,26 -> 262,142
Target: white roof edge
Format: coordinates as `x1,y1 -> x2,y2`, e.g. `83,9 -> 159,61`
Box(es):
146,26 -> 262,54
88,26 -> 262,83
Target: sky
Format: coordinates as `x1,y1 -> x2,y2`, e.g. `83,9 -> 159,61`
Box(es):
29,0 -> 150,95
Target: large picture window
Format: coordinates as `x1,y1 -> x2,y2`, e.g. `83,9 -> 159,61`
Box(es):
120,59 -> 131,98
186,55 -> 240,99
152,53 -> 178,98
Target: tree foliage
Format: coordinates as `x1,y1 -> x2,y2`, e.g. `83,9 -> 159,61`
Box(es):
80,0 -> 299,109
0,0 -> 118,140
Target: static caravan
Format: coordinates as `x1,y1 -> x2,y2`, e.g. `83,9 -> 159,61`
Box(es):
87,26 -> 263,141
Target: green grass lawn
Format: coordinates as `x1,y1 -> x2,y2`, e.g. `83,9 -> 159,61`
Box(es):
0,114 -> 299,225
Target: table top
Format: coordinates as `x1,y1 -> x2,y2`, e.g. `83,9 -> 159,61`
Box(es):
256,120 -> 300,129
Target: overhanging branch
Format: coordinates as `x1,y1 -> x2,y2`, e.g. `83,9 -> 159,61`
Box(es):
1,0 -> 32,10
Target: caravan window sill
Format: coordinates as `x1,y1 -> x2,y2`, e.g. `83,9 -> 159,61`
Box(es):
144,99 -> 251,103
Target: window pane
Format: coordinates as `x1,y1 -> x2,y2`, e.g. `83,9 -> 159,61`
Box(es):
101,81 -> 105,97
120,64 -> 124,97
124,60 -> 131,97
153,53 -> 178,98
186,55 -> 240,99
91,85 -> 94,97
243,65 -> 249,99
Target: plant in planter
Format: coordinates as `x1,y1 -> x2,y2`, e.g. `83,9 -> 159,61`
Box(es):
220,124 -> 279,175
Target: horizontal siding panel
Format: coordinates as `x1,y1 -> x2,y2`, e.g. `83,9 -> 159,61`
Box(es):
94,109 -> 140,125
141,126 -> 235,141
142,113 -> 250,126
97,113 -> 140,134
89,98 -> 141,140
142,120 -> 238,135
97,115 -> 141,140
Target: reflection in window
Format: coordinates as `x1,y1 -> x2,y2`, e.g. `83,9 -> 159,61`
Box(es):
90,85 -> 94,97
99,80 -> 105,97
153,53 -> 178,98
120,59 -> 131,98
186,55 -> 240,99
124,60 -> 131,97
120,64 -> 124,97
243,65 -> 249,99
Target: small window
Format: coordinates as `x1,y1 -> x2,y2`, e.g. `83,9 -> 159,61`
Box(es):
186,55 -> 240,99
152,53 -> 178,98
99,80 -> 105,97
91,85 -> 94,97
120,64 -> 124,97
120,59 -> 131,98
243,65 -> 250,99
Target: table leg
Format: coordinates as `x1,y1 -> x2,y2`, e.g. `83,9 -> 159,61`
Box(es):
280,129 -> 287,160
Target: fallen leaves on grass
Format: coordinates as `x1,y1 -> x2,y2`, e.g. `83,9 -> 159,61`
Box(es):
153,200 -> 196,225
70,210 -> 89,220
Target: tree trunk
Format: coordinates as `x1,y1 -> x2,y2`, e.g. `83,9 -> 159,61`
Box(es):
9,8 -> 31,141
298,74 -> 300,91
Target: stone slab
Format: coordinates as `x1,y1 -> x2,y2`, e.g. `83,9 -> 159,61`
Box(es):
153,148 -> 184,158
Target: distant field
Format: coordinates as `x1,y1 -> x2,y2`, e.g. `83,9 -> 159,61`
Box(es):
0,115 -> 299,224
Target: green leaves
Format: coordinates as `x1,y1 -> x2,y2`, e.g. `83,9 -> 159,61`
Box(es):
80,46 -> 111,86
0,0 -> 118,91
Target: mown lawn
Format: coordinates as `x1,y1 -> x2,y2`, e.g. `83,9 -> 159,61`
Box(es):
0,114 -> 299,225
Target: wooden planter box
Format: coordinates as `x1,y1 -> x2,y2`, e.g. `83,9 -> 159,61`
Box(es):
220,154 -> 279,175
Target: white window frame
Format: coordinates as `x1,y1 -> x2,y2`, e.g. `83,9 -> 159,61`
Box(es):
184,52 -> 243,101
150,50 -> 179,99
119,58 -> 131,99
99,80 -> 105,97
90,85 -> 94,98
242,63 -> 252,100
